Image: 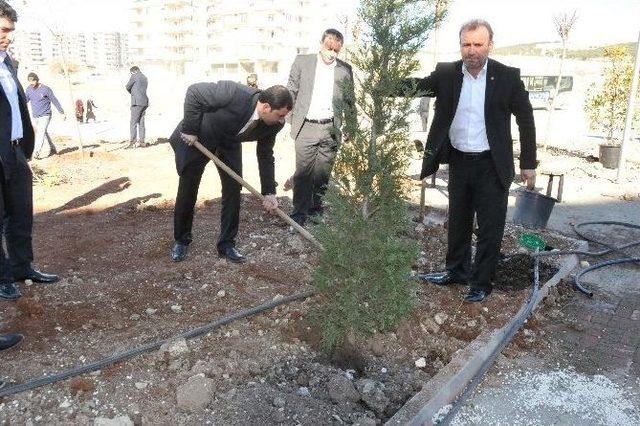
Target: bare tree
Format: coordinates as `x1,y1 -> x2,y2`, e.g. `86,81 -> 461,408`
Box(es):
543,10 -> 578,150
432,0 -> 450,60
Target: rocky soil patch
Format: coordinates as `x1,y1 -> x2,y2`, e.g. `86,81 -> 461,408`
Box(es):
0,140 -> 581,424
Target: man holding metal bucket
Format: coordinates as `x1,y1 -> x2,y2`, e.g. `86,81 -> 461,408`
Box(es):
400,19 -> 537,302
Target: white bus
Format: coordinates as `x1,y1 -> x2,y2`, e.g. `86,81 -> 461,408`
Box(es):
521,75 -> 574,109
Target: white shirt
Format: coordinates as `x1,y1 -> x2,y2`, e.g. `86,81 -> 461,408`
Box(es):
449,61 -> 489,153
237,107 -> 259,135
0,51 -> 24,140
305,54 -> 336,120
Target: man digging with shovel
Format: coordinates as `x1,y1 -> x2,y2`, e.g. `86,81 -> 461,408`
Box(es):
169,82 -> 293,263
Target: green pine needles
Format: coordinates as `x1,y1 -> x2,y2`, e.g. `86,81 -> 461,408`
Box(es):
310,0 -> 439,352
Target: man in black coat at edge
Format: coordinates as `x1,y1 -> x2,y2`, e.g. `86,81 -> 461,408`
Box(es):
0,0 -> 59,304
169,82 -> 292,263
399,19 -> 536,302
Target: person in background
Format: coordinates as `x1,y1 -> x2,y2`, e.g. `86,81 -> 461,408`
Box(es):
125,65 -> 148,148
286,28 -> 355,228
246,73 -> 258,88
74,98 -> 84,123
85,97 -> 97,122
25,72 -> 65,159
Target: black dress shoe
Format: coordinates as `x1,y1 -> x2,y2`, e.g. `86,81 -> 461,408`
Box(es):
0,333 -> 23,350
0,283 -> 21,300
418,271 -> 467,286
218,246 -> 246,264
16,269 -> 59,284
171,243 -> 188,262
464,288 -> 491,303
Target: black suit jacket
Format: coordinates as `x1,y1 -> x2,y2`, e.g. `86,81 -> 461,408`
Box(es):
408,59 -> 536,188
169,80 -> 283,195
0,55 -> 35,174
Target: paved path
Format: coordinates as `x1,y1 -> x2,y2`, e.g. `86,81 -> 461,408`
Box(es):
448,224 -> 640,425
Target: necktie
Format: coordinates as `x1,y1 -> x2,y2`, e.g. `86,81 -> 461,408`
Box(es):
3,54 -> 15,74
238,119 -> 260,141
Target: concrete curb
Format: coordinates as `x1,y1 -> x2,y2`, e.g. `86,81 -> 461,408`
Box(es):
386,241 -> 587,426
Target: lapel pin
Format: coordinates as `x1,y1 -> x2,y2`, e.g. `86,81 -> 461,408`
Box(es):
491,76 -> 495,81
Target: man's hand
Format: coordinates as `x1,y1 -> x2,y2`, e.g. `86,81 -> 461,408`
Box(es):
262,194 -> 279,214
180,133 -> 198,146
520,169 -> 536,190
283,176 -> 294,191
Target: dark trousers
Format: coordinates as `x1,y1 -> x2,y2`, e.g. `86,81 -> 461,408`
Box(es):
0,146 -> 34,284
446,149 -> 508,292
173,143 -> 242,252
292,121 -> 338,220
130,105 -> 147,143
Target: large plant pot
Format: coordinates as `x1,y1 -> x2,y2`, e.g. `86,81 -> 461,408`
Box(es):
599,144 -> 621,169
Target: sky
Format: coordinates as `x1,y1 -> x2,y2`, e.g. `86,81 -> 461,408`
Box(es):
437,0 -> 640,51
9,0 -> 640,50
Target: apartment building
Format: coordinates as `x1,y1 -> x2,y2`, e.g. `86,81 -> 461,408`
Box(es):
9,30 -> 46,67
10,29 -> 128,71
128,0 -> 358,78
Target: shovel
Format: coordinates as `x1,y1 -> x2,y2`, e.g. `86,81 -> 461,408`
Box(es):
191,140 -> 323,250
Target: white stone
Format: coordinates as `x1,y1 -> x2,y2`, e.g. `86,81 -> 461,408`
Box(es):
176,374 -> 215,413
580,260 -> 590,268
434,313 -> 448,325
134,382 -> 148,390
93,416 -> 134,426
415,357 -> 427,368
145,308 -> 157,315
171,305 -> 183,313
160,338 -> 189,358
273,396 -> 286,408
217,290 -> 226,298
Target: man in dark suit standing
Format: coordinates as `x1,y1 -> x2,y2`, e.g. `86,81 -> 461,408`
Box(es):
125,65 -> 148,148
407,19 -> 536,302
287,28 -> 355,227
0,1 -> 60,302
169,82 -> 292,263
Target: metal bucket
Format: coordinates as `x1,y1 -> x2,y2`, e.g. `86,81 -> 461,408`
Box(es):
599,144 -> 620,169
512,190 -> 557,228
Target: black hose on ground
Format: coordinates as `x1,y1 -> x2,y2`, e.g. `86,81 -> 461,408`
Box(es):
573,258 -> 640,298
504,221 -> 640,297
0,289 -> 316,398
571,221 -> 640,297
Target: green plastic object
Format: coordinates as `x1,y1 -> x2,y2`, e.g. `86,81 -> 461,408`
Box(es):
519,233 -> 546,251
